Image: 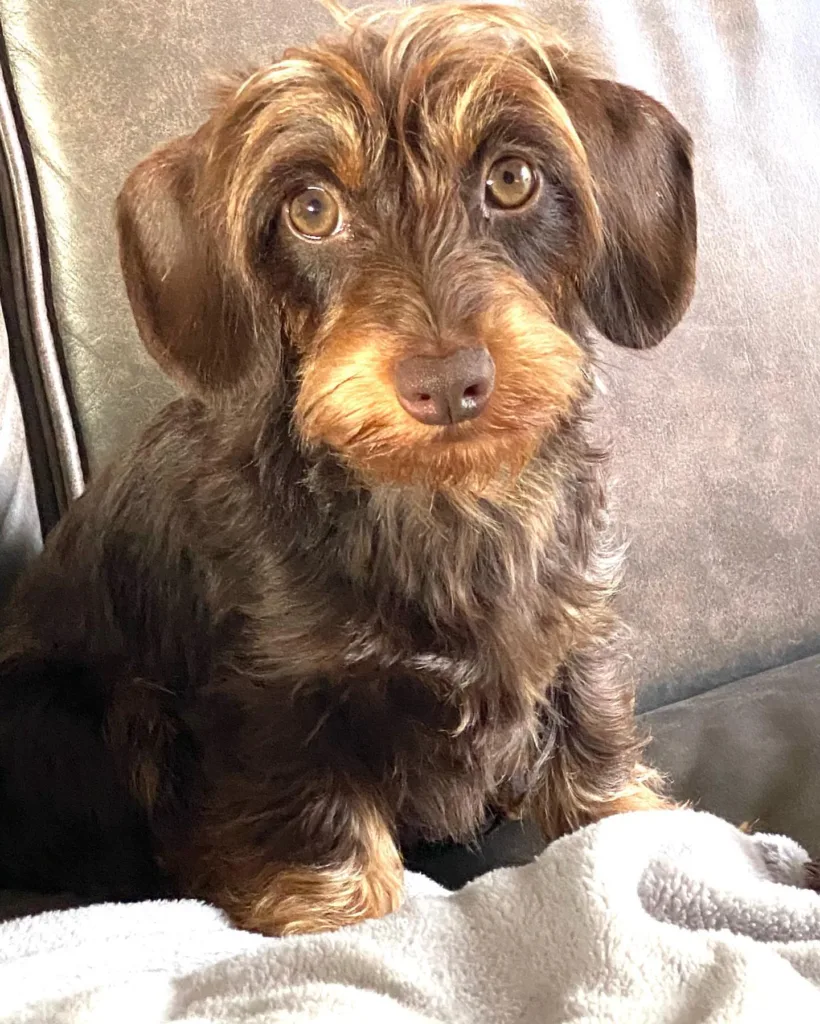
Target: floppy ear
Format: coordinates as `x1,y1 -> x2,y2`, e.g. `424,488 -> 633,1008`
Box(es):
116,135 -> 255,393
558,76 -> 697,348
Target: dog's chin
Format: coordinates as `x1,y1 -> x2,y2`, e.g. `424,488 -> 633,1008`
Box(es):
332,424 -> 543,499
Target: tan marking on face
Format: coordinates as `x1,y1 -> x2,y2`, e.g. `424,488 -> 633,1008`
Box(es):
296,271 -> 587,497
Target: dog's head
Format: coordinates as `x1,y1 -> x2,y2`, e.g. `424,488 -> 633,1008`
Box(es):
117,1 -> 696,495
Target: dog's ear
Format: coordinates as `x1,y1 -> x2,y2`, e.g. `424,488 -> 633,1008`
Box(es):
116,135 -> 254,394
558,76 -> 696,348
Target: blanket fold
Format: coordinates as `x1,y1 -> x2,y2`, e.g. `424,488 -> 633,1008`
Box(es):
2,810 -> 820,1023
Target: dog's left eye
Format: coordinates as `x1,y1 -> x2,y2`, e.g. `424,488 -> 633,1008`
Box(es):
485,157 -> 538,210
286,187 -> 342,240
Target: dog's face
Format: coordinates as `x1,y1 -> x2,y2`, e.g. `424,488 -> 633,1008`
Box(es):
117,2 -> 696,495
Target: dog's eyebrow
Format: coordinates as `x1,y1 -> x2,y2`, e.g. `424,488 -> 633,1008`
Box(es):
216,55 -> 384,194
394,57 -> 587,175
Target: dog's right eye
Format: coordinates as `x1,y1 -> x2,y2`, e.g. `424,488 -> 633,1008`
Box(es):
286,187 -> 342,240
485,157 -> 539,211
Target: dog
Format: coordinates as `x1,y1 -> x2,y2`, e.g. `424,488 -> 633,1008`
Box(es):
0,1 -> 696,935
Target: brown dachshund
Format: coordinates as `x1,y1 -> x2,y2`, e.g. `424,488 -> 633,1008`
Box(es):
0,2 -> 696,935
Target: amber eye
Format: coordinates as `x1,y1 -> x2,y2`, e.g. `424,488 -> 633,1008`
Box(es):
485,157 -> 538,210
286,186 -> 342,239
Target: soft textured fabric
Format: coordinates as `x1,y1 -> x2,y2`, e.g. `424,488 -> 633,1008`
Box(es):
2,810 -> 820,1023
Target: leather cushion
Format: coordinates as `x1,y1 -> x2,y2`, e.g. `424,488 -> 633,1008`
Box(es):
645,653 -> 820,855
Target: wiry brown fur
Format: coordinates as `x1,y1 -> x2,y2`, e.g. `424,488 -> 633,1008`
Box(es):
0,2 -> 696,934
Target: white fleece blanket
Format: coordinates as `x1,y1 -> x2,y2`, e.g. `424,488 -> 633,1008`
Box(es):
3,809 -> 820,1023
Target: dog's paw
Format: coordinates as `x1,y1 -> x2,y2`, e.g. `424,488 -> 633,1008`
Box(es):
229,858 -> 405,936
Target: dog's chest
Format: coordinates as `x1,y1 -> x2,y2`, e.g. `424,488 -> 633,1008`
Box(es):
330,602 -> 557,777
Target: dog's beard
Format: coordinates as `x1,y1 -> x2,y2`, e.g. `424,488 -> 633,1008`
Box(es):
294,283 -> 587,497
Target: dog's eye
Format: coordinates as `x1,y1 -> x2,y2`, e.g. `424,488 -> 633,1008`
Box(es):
485,157 -> 538,210
286,187 -> 342,240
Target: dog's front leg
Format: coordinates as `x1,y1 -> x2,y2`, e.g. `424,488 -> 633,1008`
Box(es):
526,652 -> 675,840
166,770 -> 403,936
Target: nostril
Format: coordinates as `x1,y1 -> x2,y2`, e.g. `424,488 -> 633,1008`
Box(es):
462,380 -> 491,401
459,371 -> 493,410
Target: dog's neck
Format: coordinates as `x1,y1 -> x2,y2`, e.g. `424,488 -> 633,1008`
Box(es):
252,404 -> 611,630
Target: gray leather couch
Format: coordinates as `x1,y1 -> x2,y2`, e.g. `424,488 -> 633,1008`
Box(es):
0,0 -> 818,894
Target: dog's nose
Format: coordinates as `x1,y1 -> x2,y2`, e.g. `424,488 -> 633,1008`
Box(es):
394,348 -> 495,426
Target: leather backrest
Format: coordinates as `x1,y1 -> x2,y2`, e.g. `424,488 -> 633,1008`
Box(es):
0,302 -> 40,600
0,1 -> 818,709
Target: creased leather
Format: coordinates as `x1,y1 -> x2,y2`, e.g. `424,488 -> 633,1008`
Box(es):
0,33 -> 84,513
0,303 -> 40,601
0,0 -> 817,710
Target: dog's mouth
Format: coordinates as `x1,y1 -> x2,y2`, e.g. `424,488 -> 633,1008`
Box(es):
429,423 -> 478,441
296,357 -> 585,495
294,289 -> 588,494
